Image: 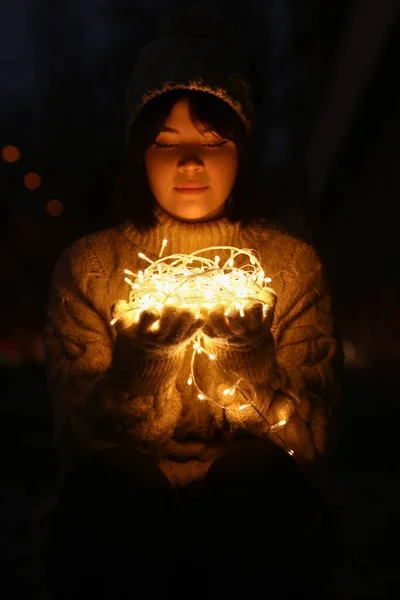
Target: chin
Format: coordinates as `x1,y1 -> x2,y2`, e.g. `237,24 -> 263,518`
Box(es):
174,203 -> 225,222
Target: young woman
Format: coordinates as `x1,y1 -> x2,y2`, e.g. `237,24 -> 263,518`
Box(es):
36,7 -> 342,599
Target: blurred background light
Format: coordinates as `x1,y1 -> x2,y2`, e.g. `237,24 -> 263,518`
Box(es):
46,199 -> 64,217
24,172 -> 41,190
1,145 -> 21,162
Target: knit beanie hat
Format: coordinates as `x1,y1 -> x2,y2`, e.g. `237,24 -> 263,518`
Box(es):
124,4 -> 255,142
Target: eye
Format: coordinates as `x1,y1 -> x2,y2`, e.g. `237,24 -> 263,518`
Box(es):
152,140 -> 229,150
202,141 -> 229,148
153,142 -> 177,149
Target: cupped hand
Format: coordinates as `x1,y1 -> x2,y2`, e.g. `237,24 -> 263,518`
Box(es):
112,301 -> 206,351
203,290 -> 276,347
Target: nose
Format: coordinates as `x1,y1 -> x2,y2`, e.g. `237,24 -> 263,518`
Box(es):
177,153 -> 204,172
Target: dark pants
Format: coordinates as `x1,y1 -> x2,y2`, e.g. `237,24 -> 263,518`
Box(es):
41,438 -> 338,599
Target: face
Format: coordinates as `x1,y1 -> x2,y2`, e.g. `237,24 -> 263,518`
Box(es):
145,98 -> 238,222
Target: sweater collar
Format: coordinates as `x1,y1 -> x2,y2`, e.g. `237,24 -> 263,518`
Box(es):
126,205 -> 243,259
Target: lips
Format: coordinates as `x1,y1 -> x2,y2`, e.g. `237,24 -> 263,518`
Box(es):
175,182 -> 208,189
174,186 -> 209,195
174,182 -> 209,196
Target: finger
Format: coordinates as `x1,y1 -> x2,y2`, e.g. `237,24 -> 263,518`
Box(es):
205,305 -> 229,337
111,299 -> 130,317
159,308 -> 198,345
226,310 -> 247,336
157,306 -> 180,339
257,289 -> 276,307
185,314 -> 206,340
258,290 -> 276,327
244,302 -> 264,332
172,309 -> 198,343
137,308 -> 160,335
111,300 -> 132,332
197,306 -> 209,321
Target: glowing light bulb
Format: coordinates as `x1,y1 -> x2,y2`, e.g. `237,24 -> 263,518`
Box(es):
270,419 -> 287,431
150,320 -> 160,331
138,252 -> 152,264
159,239 -> 168,258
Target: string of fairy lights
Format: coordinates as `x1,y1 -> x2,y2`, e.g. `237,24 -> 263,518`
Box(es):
111,240 -> 295,458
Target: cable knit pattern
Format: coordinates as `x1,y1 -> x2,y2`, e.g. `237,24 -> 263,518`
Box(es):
205,241 -> 339,464
44,206 -> 340,486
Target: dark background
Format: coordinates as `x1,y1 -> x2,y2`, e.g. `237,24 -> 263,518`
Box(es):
1,1 -> 399,598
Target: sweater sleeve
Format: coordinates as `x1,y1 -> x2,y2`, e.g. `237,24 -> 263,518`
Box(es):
207,241 -> 341,466
44,236 -> 183,468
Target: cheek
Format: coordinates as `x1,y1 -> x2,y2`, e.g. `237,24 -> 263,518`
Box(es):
214,151 -> 238,186
145,154 -> 171,189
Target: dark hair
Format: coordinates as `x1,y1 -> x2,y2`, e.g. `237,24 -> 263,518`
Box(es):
111,89 -> 264,232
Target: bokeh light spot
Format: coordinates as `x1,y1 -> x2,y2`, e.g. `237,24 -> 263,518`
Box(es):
343,339 -> 357,365
24,172 -> 41,190
1,145 -> 21,162
46,199 -> 64,217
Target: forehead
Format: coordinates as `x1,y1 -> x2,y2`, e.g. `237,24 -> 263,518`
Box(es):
166,98 -> 191,123
163,98 -> 211,133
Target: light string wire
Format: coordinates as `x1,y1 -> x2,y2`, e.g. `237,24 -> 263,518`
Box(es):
111,241 -> 295,457
188,335 -> 294,456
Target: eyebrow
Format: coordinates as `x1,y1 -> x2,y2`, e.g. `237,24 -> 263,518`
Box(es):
160,126 -> 214,134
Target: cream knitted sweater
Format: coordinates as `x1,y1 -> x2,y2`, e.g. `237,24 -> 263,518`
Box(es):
44,207 -> 340,487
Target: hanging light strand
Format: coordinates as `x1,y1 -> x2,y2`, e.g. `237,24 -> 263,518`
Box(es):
187,331 -> 295,455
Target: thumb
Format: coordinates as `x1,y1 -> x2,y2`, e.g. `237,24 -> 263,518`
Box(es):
112,300 -> 136,333
257,288 -> 276,307
257,289 -> 276,328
